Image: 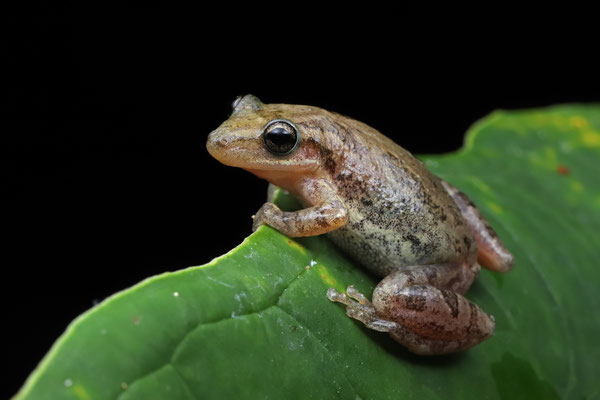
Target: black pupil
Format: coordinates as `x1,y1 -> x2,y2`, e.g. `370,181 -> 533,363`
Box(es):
264,123 -> 297,154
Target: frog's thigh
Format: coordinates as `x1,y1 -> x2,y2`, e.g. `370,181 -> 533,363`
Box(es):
372,264 -> 495,354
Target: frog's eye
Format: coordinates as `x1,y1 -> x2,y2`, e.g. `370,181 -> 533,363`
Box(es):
262,119 -> 300,156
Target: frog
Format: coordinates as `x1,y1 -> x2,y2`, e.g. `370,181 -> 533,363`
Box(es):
206,95 -> 514,355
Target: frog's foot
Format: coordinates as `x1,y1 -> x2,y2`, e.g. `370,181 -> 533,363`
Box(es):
329,265 -> 497,355
327,286 -> 400,333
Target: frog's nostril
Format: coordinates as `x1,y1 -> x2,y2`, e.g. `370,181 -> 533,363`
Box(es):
207,130 -> 228,148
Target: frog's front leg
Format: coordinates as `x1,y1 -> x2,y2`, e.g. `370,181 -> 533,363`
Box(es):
328,263 -> 495,355
252,179 -> 348,237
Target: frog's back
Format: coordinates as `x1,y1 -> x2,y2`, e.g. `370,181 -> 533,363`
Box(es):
318,114 -> 477,276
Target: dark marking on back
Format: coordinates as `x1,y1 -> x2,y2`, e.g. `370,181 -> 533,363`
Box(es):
361,198 -> 373,207
463,235 -> 472,248
405,233 -> 422,252
304,137 -> 337,174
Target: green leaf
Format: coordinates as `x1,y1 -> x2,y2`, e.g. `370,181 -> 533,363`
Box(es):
15,105 -> 600,400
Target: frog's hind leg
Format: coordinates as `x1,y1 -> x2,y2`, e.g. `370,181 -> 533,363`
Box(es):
441,180 -> 514,272
327,263 -> 495,355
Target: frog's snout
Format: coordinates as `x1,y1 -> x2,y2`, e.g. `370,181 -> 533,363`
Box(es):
206,129 -> 228,159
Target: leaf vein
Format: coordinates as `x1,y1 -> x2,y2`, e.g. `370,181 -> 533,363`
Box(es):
275,306 -> 364,400
118,260 -> 313,397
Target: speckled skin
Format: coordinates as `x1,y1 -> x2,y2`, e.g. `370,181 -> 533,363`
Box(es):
207,95 -> 514,355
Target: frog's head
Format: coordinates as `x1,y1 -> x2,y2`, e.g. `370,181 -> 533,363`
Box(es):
207,95 -> 337,190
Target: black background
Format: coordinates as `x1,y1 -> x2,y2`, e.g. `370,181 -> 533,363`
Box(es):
4,5 -> 599,397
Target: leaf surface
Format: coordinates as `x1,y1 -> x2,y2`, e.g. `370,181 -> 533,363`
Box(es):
15,105 -> 600,400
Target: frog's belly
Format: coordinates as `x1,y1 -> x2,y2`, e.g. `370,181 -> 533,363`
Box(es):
326,215 -> 473,277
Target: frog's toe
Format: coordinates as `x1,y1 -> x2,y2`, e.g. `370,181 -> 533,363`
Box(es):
327,287 -> 372,314
327,287 -> 398,333
326,287 -> 348,304
346,285 -> 372,305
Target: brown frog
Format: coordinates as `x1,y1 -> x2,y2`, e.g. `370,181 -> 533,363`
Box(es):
206,95 -> 514,355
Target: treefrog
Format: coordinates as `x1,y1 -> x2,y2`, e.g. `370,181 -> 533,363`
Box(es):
206,95 -> 514,355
